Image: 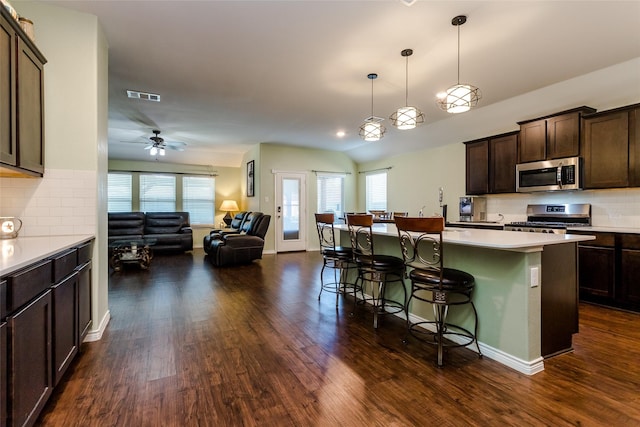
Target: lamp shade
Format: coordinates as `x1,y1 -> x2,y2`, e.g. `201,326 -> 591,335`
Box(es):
220,200 -> 239,211
436,84 -> 481,114
360,120 -> 385,142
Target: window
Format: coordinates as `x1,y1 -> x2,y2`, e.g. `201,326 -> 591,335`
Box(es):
365,171 -> 387,211
108,172 -> 216,224
139,174 -> 176,212
317,173 -> 344,221
183,176 -> 215,225
107,173 -> 132,212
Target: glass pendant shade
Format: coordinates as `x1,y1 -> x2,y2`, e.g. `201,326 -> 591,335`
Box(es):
393,106 -> 421,130
149,146 -> 158,156
360,120 -> 385,141
159,147 -> 166,156
436,83 -> 481,114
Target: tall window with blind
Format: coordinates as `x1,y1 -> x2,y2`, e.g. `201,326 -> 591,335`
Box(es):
107,173 -> 133,212
317,174 -> 344,220
365,171 -> 387,212
183,176 -> 215,225
139,174 -> 176,212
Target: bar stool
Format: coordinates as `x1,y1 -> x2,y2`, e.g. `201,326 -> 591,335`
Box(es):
346,214 -> 407,328
395,216 -> 482,367
314,213 -> 357,307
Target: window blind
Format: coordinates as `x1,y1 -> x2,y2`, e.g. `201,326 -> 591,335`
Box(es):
140,174 -> 176,212
317,174 -> 344,221
107,173 -> 132,212
183,176 -> 215,225
366,171 -> 387,211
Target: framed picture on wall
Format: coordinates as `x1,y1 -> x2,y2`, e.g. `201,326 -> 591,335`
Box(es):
247,160 -> 255,197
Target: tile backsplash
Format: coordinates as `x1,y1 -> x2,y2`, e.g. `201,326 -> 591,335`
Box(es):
487,187 -> 640,228
0,168 -> 97,236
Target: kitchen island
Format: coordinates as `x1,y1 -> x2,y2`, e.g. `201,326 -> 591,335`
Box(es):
337,224 -> 595,375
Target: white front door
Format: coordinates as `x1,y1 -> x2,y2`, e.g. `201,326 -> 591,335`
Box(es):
275,172 -> 306,252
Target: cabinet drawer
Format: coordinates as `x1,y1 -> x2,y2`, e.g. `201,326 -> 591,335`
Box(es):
52,248 -> 77,283
77,241 -> 92,265
6,259 -> 52,312
621,234 -> 640,250
577,232 -> 615,247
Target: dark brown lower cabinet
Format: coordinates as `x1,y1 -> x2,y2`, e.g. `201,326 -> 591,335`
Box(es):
52,272 -> 78,386
620,235 -> 640,308
77,261 -> 92,342
579,245 -> 615,300
1,238 -> 93,427
9,290 -> 53,427
576,231 -> 640,312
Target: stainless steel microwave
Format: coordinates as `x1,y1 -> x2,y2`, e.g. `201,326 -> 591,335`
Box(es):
516,157 -> 582,192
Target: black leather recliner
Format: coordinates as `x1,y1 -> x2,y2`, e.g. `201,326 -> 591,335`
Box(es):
202,211 -> 249,250
205,212 -> 271,266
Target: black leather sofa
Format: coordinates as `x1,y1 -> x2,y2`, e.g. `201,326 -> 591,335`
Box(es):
203,211 -> 271,266
108,212 -> 193,252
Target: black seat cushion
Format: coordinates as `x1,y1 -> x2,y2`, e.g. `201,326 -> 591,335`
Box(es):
322,246 -> 352,260
357,254 -> 404,272
410,267 -> 475,291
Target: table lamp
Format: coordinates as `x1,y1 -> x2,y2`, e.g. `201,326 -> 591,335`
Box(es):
220,200 -> 239,226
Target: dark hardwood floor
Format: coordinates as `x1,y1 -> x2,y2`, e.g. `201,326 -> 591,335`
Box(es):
37,250 -> 640,426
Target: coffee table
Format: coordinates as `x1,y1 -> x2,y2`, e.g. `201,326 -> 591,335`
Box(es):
109,238 -> 157,271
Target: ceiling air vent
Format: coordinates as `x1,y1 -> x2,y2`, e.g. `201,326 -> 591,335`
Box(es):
126,90 -> 161,102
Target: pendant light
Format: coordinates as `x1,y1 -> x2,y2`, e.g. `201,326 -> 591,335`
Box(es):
390,49 -> 424,130
359,73 -> 386,142
436,15 -> 482,114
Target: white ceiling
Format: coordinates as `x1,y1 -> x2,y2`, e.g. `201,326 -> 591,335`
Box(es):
43,0 -> 640,166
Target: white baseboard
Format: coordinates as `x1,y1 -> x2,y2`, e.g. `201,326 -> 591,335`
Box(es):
360,297 -> 546,376
83,309 -> 111,342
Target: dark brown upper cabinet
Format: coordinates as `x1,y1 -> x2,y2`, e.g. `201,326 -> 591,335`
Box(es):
465,131 -> 519,195
517,106 -> 596,163
0,8 -> 46,177
581,104 -> 640,189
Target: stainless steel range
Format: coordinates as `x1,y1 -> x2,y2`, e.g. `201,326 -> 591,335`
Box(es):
504,203 -> 591,234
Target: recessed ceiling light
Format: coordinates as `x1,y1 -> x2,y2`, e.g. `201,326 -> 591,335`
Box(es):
336,131 -> 346,138
127,90 -> 161,102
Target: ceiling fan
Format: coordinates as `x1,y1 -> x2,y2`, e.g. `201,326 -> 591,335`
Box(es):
144,130 -> 186,156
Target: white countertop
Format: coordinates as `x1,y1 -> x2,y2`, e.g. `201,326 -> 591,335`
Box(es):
0,234 -> 94,276
336,224 -> 595,252
567,226 -> 640,234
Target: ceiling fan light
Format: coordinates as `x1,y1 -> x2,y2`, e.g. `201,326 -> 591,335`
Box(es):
159,147 -> 166,156
149,146 -> 158,156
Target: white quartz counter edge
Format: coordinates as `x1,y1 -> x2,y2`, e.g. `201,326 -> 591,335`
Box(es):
567,226 -> 640,234
1,234 -> 95,276
336,224 -> 595,252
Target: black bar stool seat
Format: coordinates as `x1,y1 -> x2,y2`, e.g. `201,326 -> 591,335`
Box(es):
409,267 -> 475,292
